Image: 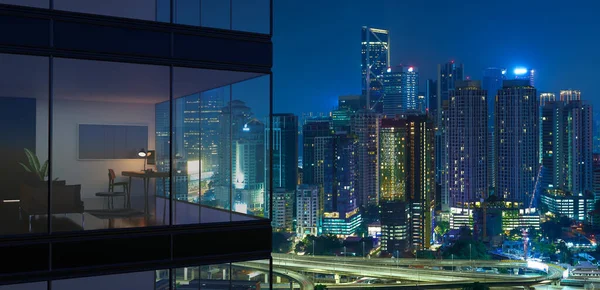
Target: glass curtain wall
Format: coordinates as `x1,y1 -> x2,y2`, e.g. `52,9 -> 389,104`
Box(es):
0,0 -> 272,34
0,54 -> 270,235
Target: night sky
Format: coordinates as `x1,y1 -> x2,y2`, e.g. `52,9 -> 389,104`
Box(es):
273,0 -> 600,116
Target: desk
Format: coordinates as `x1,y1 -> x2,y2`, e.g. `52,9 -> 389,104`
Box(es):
122,171 -> 169,214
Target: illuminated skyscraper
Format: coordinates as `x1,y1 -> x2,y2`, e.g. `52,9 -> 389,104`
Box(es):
382,66 -> 419,116
512,67 -> 535,86
541,97 -> 593,220
296,184 -> 320,238
560,89 -> 581,103
447,81 -> 488,210
351,112 -> 381,207
436,61 -> 464,125
436,61 -> 463,211
378,115 -> 435,250
361,27 -> 390,113
495,80 -> 539,205
320,133 -> 362,236
539,92 -> 556,106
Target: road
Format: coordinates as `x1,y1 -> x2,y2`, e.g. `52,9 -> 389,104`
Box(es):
266,254 -> 564,288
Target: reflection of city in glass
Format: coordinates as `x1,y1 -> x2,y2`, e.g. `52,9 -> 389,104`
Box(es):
157,94 -> 268,217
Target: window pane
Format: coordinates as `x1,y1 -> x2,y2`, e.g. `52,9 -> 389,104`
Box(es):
172,67 -> 267,224
52,58 -> 170,231
201,0 -> 230,30
174,0 -> 200,26
231,75 -> 270,220
0,53 -> 49,236
231,0 -> 270,34
0,0 -> 48,8
52,271 -> 156,289
54,0 -> 161,22
232,259 -> 270,289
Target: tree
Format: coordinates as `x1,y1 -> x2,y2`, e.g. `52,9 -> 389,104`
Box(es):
556,241 -> 573,264
443,239 -> 489,260
314,285 -> 328,290
434,221 -> 450,241
272,233 -> 292,253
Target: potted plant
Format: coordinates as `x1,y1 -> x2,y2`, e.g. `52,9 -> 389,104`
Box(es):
18,148 -> 61,186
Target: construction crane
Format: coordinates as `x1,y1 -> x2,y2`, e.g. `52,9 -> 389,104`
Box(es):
528,165 -> 544,210
522,165 -> 543,260
481,165 -> 544,241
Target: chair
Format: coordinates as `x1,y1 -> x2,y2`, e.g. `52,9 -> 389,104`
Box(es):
95,169 -> 128,210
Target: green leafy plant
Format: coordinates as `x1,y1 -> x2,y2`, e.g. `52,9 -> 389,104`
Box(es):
18,148 -> 49,181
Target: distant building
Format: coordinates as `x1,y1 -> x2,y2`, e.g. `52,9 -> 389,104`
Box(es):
541,97 -> 593,220
321,133 -> 362,236
272,188 -> 293,232
482,67 -> 505,192
361,27 -> 390,113
296,184 -> 320,238
495,80 -> 539,205
270,114 -> 299,192
447,80 -> 488,211
378,115 -> 435,251
382,66 -> 419,116
560,89 -> 581,103
426,79 -> 437,116
351,112 -> 381,207
381,201 -> 409,255
594,112 -> 600,154
512,67 -> 535,86
436,61 -> 464,125
436,61 -> 463,212
302,119 -> 332,187
338,95 -> 366,112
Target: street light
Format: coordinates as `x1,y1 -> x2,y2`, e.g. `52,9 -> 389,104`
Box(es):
451,254 -> 454,272
312,240 -> 315,257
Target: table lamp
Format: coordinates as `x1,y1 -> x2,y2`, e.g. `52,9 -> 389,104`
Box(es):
138,148 -> 147,171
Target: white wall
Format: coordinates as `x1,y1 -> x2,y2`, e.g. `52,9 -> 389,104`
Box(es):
51,99 -> 156,200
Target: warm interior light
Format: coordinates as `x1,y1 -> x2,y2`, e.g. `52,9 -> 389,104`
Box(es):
138,149 -> 147,158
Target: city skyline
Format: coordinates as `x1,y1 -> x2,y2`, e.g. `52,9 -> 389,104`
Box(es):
273,0 -> 600,116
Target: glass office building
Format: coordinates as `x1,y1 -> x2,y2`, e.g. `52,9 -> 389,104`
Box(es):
0,0 -> 273,288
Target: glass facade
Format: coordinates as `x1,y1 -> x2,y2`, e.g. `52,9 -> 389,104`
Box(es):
0,56 -> 270,234
0,0 -> 270,34
0,0 -> 272,287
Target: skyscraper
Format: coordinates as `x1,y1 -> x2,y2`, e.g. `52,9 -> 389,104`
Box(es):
338,95 -> 366,112
436,61 -> 463,211
560,89 -> 581,103
378,115 -> 435,251
495,80 -> 539,205
302,118 -> 332,187
321,133 -> 362,236
539,92 -> 556,106
541,98 -> 593,220
382,66 -> 419,116
296,184 -> 321,238
351,111 -> 381,207
270,114 -> 299,192
447,81 -> 488,210
436,61 -> 464,125
482,68 -> 505,192
273,187 -> 293,232
426,79 -> 438,116
512,67 -> 535,86
361,27 -> 390,113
